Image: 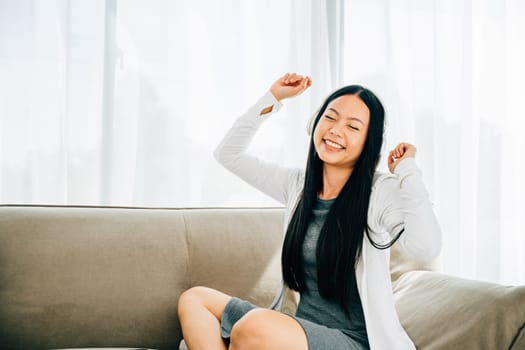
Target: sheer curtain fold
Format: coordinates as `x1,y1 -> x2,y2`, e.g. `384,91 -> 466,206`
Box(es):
344,0 -> 524,285
0,0 -> 523,285
0,0 -> 338,207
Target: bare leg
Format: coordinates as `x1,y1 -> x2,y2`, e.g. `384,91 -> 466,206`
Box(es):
229,308 -> 308,350
178,286 -> 232,350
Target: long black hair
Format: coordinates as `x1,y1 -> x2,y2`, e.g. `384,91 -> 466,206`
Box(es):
281,85 -> 403,316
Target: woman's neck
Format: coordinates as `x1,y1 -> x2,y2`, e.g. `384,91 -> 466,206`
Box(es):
318,164 -> 353,200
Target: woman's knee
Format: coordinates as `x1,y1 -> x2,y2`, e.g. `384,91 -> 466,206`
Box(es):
177,286 -> 231,320
179,285 -> 207,303
178,286 -> 202,318
179,287 -> 212,314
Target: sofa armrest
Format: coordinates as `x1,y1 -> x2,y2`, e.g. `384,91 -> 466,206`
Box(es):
393,270 -> 525,350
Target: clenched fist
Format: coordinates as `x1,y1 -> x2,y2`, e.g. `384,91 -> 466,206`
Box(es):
388,143 -> 416,173
270,72 -> 312,102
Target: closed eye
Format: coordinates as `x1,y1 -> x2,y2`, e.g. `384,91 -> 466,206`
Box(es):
324,115 -> 335,120
348,125 -> 359,131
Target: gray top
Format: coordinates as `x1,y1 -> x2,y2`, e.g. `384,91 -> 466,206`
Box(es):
295,197 -> 369,346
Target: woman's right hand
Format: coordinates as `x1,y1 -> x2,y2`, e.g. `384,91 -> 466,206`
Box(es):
270,72 -> 312,102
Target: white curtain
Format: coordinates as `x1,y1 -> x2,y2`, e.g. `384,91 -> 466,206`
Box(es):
1,0 -> 524,286
0,0 -> 342,207
343,0 -> 525,286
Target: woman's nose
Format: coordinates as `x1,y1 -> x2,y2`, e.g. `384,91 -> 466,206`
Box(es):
329,126 -> 341,137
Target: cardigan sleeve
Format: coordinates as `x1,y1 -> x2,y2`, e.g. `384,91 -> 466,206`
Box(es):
213,91 -> 303,205
370,158 -> 442,261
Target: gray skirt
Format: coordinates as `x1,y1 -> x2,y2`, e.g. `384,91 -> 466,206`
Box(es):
220,297 -> 368,350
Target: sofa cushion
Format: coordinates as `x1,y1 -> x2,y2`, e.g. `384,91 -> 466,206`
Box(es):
393,270 -> 525,350
389,238 -> 439,282
183,208 -> 284,307
0,206 -> 190,350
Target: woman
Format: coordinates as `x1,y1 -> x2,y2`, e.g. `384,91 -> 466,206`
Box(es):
178,72 -> 442,349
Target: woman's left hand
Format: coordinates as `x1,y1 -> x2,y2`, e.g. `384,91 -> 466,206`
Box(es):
388,143 -> 416,173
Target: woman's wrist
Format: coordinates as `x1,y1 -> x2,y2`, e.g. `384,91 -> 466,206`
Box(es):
270,89 -> 283,102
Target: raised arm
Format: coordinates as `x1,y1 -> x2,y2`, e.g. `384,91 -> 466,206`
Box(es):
370,143 -> 442,261
213,73 -> 312,205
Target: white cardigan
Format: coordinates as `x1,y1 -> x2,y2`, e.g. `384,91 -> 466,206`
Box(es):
213,91 -> 442,350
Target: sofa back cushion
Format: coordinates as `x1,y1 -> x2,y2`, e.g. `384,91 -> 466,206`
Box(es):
183,208 -> 284,306
393,270 -> 525,350
0,206 -> 286,350
0,206 -> 190,350
390,239 -> 440,282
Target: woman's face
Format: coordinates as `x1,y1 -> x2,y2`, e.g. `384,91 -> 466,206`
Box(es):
313,94 -> 370,169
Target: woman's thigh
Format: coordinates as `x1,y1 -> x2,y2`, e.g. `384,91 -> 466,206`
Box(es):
230,308 -> 308,350
294,316 -> 368,350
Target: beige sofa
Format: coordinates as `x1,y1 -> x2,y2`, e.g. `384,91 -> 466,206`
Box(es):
0,204 -> 524,350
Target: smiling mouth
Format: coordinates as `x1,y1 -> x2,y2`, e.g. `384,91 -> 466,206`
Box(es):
323,138 -> 345,150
